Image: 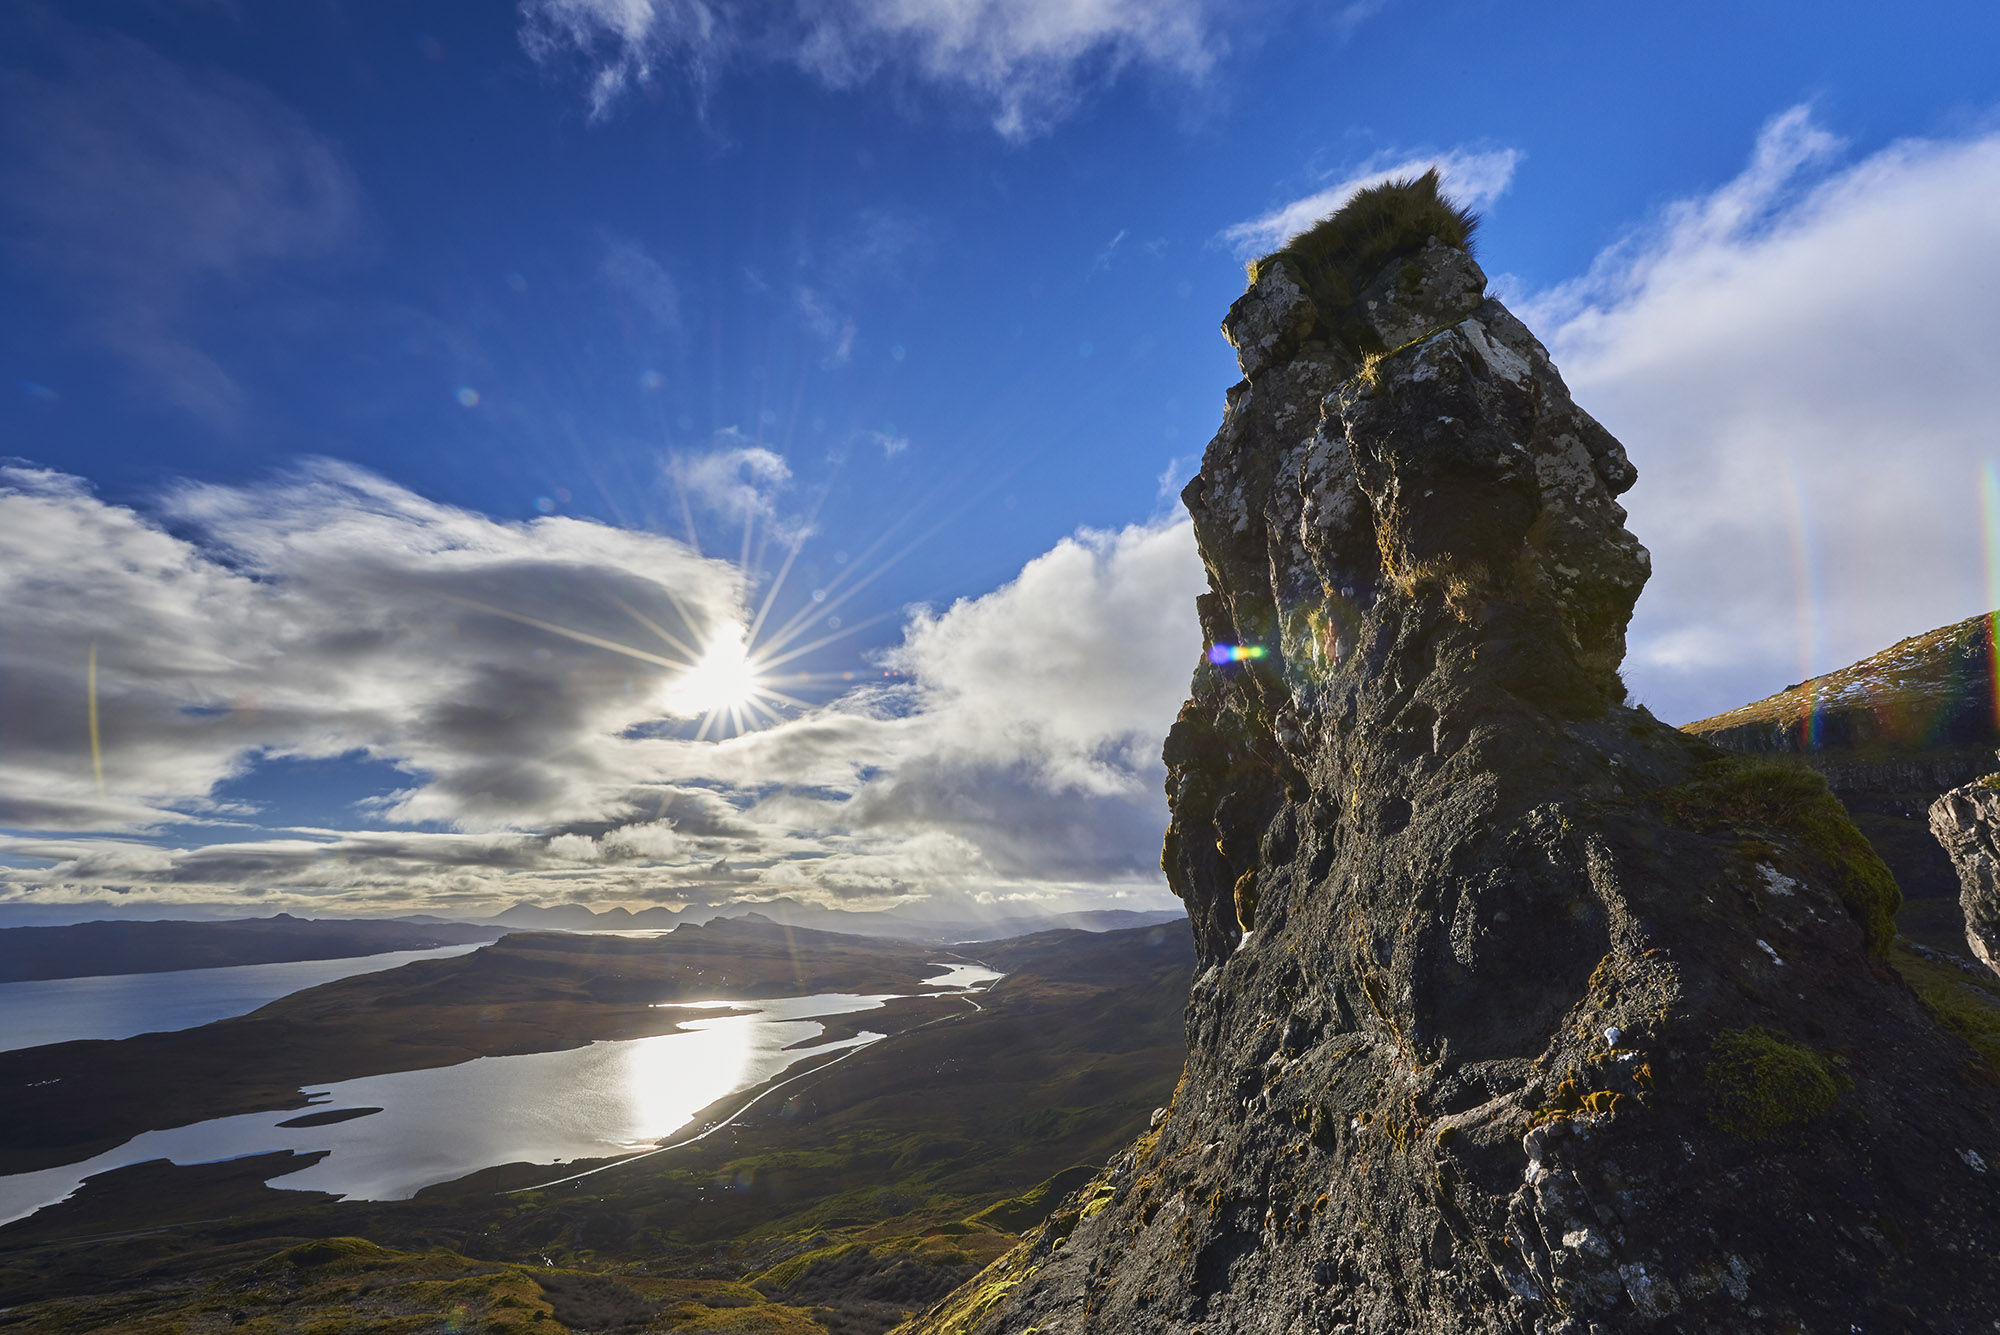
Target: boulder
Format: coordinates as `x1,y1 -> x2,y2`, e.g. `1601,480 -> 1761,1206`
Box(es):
1929,778 -> 2000,976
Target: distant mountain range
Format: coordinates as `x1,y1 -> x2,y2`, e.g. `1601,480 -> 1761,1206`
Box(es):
487,894 -> 1185,943
0,898 -> 1186,983
0,914 -> 502,984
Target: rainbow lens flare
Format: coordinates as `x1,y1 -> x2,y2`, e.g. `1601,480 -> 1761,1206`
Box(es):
1207,643 -> 1268,665
1983,460 -> 2000,727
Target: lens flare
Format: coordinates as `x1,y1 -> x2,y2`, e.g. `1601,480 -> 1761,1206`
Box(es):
1207,643 -> 1268,665
1982,461 -> 2000,727
1777,456 -> 1823,748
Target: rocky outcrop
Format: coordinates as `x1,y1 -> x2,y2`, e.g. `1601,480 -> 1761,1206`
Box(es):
902,192 -> 2000,1335
1929,780 -> 2000,977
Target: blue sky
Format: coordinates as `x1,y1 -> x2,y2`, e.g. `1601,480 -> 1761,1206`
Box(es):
3,0 -> 1999,920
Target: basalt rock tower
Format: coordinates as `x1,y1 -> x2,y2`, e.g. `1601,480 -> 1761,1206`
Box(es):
903,176 -> 2000,1334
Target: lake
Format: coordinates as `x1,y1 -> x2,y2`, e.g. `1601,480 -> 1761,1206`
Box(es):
0,943 -> 490,1053
0,960 -> 1003,1226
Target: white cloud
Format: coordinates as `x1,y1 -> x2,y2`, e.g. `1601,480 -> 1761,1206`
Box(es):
887,520 -> 1203,793
518,0 -> 733,120
517,0 -> 1220,137
834,518 -> 1206,882
0,27 -> 359,425
1520,106 -> 2000,723
1155,453 -> 1199,510
0,461 -> 746,842
1222,147 -> 1522,258
665,440 -> 794,523
0,466 -> 1202,915
662,516 -> 1207,891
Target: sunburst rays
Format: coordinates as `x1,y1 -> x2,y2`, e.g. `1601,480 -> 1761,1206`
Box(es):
454,466 -> 962,742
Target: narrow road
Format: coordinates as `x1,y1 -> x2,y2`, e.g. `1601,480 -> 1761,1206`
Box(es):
508,962 -> 999,1194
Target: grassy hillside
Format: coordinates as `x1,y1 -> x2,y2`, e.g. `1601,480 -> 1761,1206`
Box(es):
1685,610 -> 2000,950
1677,613 -> 2000,1077
1685,612 -> 1999,754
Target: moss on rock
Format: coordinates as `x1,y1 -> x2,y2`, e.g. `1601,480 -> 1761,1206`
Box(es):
1890,941 -> 2000,1071
1704,1026 -> 1849,1141
1662,755 -> 1901,955
1245,168 -> 1478,357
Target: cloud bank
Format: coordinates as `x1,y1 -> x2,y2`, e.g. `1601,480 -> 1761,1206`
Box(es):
1524,106 -> 2000,723
0,463 -> 1204,916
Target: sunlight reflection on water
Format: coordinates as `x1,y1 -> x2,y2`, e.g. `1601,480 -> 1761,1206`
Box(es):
919,961 -> 1005,990
0,992 -> 894,1225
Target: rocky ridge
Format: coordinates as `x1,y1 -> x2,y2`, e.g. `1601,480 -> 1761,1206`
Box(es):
1686,613 -> 2000,920
901,184 -> 2000,1334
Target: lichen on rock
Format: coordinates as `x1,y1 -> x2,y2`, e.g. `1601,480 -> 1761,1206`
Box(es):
899,177 -> 2000,1335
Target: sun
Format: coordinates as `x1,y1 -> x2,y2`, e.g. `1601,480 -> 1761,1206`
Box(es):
663,632 -> 764,720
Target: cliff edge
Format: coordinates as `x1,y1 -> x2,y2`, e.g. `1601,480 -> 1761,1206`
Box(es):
901,176 -> 2000,1335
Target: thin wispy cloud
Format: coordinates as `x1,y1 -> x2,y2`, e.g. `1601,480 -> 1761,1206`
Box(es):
518,0 -> 734,120
665,438 -> 797,534
1331,0 -> 1391,38
1520,106 -> 2000,723
823,208 -> 935,287
1221,146 -> 1522,257
0,27 -> 360,426
1090,228 -> 1129,274
599,233 -> 684,340
787,208 -> 933,368
797,286 -> 859,366
517,0 -> 1223,138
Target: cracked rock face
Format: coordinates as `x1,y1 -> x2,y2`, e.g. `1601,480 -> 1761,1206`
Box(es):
1929,780 -> 2000,976
902,238 -> 2000,1335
